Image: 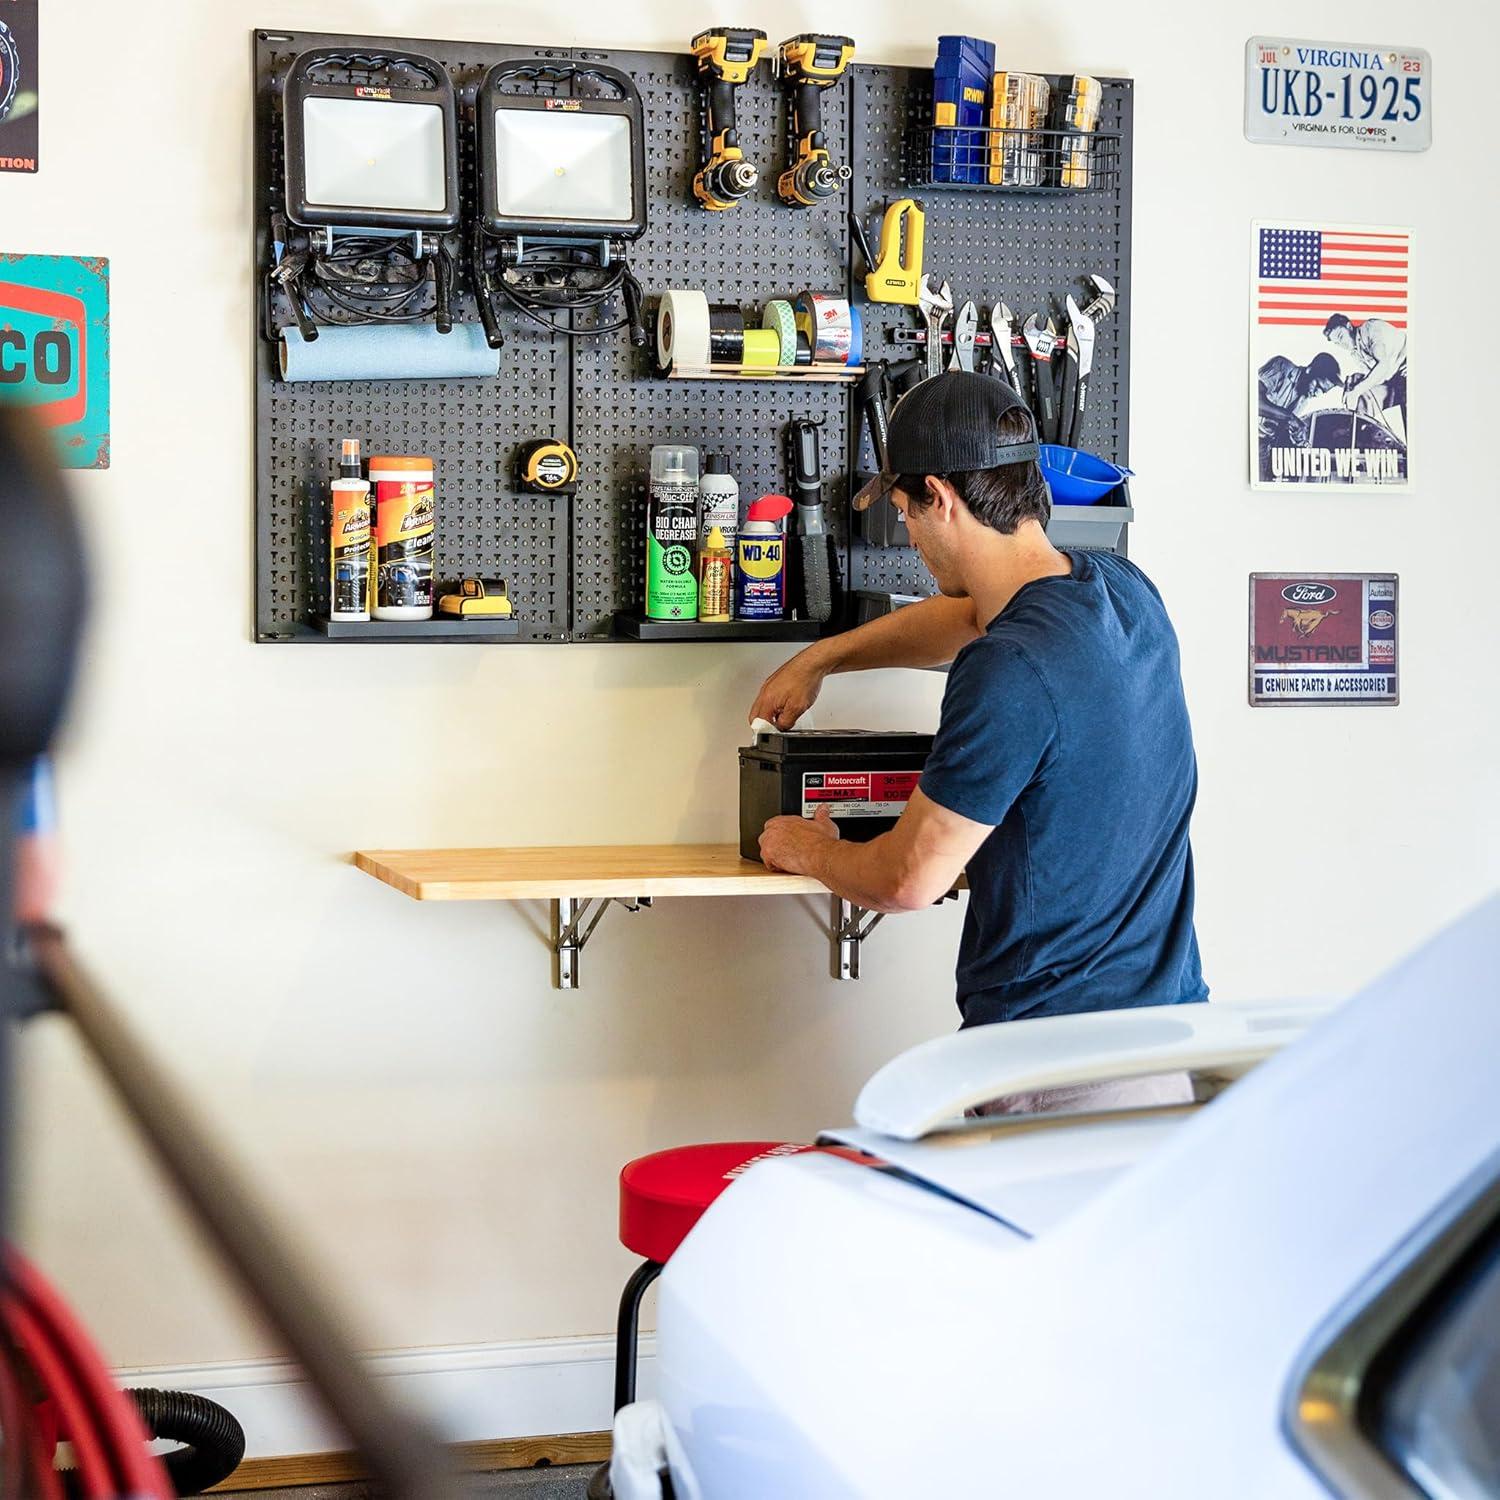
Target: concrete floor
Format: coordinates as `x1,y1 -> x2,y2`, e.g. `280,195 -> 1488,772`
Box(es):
225,1464 -> 595,1500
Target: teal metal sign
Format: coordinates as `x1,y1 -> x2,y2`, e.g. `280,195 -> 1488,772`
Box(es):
0,253 -> 110,468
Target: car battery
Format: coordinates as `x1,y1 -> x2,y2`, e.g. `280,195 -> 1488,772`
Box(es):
739,730 -> 935,861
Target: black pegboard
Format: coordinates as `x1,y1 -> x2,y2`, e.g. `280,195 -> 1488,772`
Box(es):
253,30 -> 1133,643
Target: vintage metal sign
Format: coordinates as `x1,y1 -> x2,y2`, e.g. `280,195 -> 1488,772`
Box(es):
1249,573 -> 1398,706
0,254 -> 112,468
1246,37 -> 1430,152
0,0 -> 38,173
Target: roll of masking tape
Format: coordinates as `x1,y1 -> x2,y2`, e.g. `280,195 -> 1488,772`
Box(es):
741,328 -> 781,368
795,291 -> 854,364
708,304 -> 746,364
656,288 -> 711,370
278,322 -> 502,383
761,299 -> 798,366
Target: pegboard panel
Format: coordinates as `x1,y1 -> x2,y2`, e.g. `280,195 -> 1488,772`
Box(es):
254,31 -> 576,641
569,47 -> 851,639
253,32 -> 1133,642
847,70 -> 1134,600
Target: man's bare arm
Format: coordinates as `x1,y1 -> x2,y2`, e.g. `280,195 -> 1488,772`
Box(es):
760,788 -> 993,913
749,597 -> 981,728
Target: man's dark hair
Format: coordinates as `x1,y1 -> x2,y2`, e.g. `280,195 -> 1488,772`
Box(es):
896,408 -> 1050,533
1303,352 -> 1342,388
1324,314 -> 1352,336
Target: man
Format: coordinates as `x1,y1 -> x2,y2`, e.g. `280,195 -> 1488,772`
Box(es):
1324,313 -> 1407,434
1258,351 -> 1342,448
752,374 -> 1205,1108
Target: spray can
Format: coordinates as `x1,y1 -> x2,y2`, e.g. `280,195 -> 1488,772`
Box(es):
699,454 -> 739,618
370,455 -> 435,621
698,527 -> 732,623
330,438 -> 371,622
645,445 -> 700,620
735,494 -> 794,620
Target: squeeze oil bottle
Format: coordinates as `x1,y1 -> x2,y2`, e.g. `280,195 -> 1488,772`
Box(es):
698,527 -> 732,623
734,494 -> 794,620
645,445 -> 700,620
329,438 -> 371,622
370,454 -> 436,621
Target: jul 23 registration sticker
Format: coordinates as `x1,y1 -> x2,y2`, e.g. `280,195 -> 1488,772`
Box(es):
1249,574 -> 1398,707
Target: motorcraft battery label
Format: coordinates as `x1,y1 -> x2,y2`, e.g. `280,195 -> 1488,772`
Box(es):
802,770 -> 921,819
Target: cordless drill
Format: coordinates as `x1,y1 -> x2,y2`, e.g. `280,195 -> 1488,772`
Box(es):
775,34 -> 855,207
691,27 -> 767,211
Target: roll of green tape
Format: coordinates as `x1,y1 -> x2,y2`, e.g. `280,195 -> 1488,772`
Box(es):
761,299 -> 798,366
742,328 -> 782,368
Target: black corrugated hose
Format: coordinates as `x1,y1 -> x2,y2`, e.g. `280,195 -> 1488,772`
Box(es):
127,1388 -> 246,1495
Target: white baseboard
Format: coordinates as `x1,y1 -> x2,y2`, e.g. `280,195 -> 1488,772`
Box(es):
114,1334 -> 655,1460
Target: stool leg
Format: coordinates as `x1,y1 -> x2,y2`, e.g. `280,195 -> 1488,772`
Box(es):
614,1259 -> 663,1413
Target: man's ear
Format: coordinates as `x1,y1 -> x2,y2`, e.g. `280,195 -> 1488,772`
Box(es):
926,474 -> 960,520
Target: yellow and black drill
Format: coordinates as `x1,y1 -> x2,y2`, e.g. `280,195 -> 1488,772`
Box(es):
775,34 -> 855,207
691,27 -> 767,211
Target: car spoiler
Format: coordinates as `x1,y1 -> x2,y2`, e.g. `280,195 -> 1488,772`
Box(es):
848,1000 -> 1334,1141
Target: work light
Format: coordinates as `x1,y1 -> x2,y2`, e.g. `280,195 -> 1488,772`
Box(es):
283,49 -> 459,233
470,61 -> 649,350
477,62 -> 647,241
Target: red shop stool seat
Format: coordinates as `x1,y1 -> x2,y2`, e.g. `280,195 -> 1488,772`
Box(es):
609,1141 -> 865,1413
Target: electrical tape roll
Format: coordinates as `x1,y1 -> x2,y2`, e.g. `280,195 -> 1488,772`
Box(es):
708,305 -> 746,365
656,289 -> 711,370
761,299 -> 798,366
795,291 -> 854,364
794,331 -> 813,366
847,303 -> 863,367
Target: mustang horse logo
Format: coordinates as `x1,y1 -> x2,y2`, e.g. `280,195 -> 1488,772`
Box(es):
1280,608 -> 1340,638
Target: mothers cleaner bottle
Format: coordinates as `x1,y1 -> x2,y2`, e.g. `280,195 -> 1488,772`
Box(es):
646,445 -> 700,620
734,494 -> 794,620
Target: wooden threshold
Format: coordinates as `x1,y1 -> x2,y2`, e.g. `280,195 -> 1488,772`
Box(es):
211,1432 -> 610,1491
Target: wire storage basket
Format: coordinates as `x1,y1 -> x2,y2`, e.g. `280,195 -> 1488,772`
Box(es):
903,125 -> 1121,193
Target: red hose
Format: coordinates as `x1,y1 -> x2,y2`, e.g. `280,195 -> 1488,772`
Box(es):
0,1330 -> 29,1498
5,1251 -> 174,1499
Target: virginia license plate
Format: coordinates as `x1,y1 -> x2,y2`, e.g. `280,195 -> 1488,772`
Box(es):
1245,37 -> 1431,152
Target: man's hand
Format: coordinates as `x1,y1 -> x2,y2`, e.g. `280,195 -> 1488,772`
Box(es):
749,647 -> 829,730
759,807 -> 839,873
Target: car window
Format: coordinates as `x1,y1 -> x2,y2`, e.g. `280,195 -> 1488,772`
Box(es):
1368,1216 -> 1500,1498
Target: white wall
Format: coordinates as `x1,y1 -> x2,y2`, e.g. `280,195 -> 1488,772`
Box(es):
6,0 -> 1497,1426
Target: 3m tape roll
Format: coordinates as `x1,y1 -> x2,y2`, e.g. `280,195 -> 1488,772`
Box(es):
761,299 -> 798,366
656,289 -> 711,370
795,291 -> 854,363
741,328 -> 781,368
708,305 -> 745,364
278,323 -> 502,383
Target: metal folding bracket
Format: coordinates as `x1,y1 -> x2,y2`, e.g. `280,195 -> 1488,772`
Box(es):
551,896 -> 653,989
828,895 -> 885,981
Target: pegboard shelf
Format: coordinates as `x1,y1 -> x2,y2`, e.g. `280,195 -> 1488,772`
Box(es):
301,617 -> 523,643
254,33 -> 1133,644
903,126 -> 1122,194
664,365 -> 865,383
613,613 -> 826,643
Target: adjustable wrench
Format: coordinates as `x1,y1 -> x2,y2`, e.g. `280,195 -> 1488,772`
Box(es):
1022,313 -> 1063,443
950,299 -> 978,371
1059,294 -> 1096,449
918,273 -> 953,381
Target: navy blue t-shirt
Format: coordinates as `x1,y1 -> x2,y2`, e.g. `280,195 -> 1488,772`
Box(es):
918,550 -> 1206,1027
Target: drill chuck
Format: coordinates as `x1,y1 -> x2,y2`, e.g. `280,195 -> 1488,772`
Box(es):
704,157 -> 759,203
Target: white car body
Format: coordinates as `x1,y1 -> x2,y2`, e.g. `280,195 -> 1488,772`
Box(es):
611,895 -> 1500,1499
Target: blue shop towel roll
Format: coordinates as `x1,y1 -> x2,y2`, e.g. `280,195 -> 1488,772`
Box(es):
278,322 -> 501,382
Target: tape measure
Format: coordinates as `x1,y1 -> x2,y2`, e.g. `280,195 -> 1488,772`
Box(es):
517,438 -> 578,494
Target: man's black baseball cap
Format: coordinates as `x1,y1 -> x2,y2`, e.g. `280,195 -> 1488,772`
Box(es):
852,371 -> 1040,511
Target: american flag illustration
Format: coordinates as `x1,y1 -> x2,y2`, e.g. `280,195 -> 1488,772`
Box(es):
1257,226 -> 1409,329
